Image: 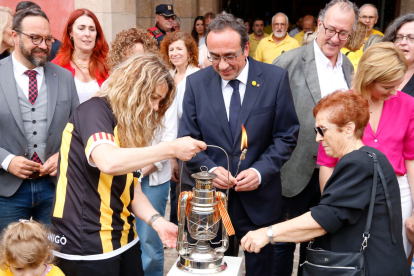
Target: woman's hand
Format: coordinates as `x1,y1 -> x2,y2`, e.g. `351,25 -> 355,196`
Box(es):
240,227 -> 269,253
152,217 -> 178,248
171,137 -> 207,161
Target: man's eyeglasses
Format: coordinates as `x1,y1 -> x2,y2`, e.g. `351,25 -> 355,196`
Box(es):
359,16 -> 377,21
15,30 -> 55,47
314,125 -> 338,137
322,23 -> 350,41
207,47 -> 244,64
161,15 -> 177,21
394,34 -> 414,44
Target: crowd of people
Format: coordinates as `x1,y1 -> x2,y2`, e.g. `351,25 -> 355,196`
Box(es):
0,0 -> 414,276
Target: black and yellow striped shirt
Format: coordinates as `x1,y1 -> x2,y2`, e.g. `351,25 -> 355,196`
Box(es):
51,97 -> 139,259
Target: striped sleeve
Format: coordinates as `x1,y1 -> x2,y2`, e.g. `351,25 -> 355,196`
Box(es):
74,98 -> 118,167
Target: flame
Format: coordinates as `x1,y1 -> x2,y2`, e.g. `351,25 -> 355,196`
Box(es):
241,124 -> 248,151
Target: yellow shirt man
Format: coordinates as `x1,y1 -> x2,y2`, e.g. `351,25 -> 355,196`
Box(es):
255,34 -> 300,64
354,29 -> 384,59
249,32 -> 269,59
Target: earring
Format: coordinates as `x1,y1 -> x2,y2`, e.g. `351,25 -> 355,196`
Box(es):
70,36 -> 73,40
169,59 -> 171,64
188,57 -> 191,63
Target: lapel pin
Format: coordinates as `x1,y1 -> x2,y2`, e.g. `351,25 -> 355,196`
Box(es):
257,84 -> 260,87
252,81 -> 257,86
53,73 -> 56,77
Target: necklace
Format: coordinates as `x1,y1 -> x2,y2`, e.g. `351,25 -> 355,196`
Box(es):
72,53 -> 89,69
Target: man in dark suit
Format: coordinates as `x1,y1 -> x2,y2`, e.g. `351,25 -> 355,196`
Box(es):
178,12 -> 299,276
0,8 -> 79,229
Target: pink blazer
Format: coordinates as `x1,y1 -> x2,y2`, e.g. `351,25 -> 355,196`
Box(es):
317,91 -> 414,175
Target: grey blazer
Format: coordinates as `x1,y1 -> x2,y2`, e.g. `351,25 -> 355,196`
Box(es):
273,41 -> 353,197
0,56 -> 79,197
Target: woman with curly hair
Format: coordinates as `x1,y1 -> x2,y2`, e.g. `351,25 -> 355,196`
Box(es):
191,16 -> 205,46
105,29 -> 177,276
52,9 -> 109,103
107,27 -> 158,73
50,53 -> 206,276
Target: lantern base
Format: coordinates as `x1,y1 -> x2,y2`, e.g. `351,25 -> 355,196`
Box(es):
177,256 -> 227,274
176,240 -> 227,274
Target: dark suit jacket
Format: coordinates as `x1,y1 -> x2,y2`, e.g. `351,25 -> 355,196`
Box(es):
178,57 -> 299,225
0,56 -> 79,197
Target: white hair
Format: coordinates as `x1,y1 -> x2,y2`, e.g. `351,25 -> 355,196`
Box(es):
271,12 -> 289,25
360,4 -> 378,17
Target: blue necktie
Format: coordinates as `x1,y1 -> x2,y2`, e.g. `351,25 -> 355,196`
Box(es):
229,79 -> 241,140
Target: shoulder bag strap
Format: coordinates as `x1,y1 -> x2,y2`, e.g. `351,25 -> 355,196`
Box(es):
376,156 -> 397,244
361,151 -> 378,251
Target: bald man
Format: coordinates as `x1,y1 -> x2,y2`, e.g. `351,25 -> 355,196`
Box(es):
294,15 -> 316,45
358,4 -> 384,39
255,13 -> 300,64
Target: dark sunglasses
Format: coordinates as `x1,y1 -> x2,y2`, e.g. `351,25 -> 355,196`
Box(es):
314,125 -> 338,137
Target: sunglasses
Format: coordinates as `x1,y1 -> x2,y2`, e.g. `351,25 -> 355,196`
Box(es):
314,125 -> 338,137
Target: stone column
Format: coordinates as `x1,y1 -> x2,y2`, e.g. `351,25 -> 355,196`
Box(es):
136,0 -> 219,34
74,0 -> 137,43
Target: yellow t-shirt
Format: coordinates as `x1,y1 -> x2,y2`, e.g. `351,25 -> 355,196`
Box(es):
0,265 -> 65,276
249,33 -> 270,59
354,29 -> 385,59
255,34 -> 300,64
264,25 -> 273,35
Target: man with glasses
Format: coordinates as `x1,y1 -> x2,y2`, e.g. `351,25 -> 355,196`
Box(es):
178,12 -> 299,276
359,4 -> 383,39
272,0 -> 356,275
255,13 -> 299,64
0,8 -> 79,229
148,4 -> 177,46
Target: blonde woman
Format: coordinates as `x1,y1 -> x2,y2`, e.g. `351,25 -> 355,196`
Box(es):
340,21 -> 369,71
318,42 -> 414,258
0,6 -> 13,60
50,53 -> 206,276
107,28 -> 176,276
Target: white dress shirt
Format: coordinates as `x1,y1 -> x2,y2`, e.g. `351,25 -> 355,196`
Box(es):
313,40 -> 349,99
210,59 -> 262,184
1,53 -> 45,171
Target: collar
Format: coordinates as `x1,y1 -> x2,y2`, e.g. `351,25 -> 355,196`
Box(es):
313,39 -> 343,69
155,23 -> 175,34
12,51 -> 44,77
221,58 -> 249,89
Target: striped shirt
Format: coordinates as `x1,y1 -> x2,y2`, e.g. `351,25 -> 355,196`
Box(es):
51,97 -> 140,260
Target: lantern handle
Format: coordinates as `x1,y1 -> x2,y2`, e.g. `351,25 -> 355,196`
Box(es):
178,145 -> 230,202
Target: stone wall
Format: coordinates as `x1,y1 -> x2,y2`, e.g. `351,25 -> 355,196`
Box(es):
74,0 -> 137,43
136,0 -> 219,34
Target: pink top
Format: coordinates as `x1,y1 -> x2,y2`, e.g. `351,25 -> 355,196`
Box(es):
317,91 -> 414,176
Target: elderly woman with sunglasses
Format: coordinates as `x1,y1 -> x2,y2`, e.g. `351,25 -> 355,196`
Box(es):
317,43 -> 414,259
241,89 -> 410,276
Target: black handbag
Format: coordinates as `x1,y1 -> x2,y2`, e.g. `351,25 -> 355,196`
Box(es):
301,151 -> 397,276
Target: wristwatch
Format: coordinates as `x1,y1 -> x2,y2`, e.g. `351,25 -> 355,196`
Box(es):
267,226 -> 275,245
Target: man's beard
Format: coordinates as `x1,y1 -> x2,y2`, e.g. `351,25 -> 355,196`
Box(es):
273,29 -> 286,38
19,37 -> 50,67
254,30 -> 263,36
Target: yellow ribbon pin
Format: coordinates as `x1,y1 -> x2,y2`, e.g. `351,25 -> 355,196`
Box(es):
252,81 -> 257,86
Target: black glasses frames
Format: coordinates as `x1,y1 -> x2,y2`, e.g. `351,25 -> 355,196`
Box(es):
15,30 -> 55,47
